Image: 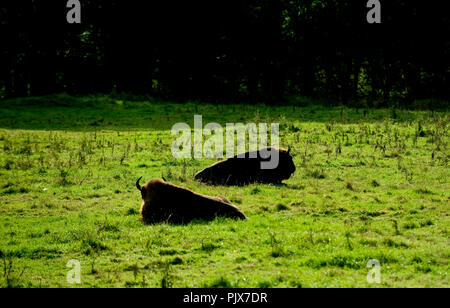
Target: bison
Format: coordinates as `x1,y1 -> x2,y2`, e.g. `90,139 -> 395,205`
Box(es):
194,147 -> 296,185
136,177 -> 246,224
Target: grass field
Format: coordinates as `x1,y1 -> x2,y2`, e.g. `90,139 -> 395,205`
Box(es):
0,94 -> 448,288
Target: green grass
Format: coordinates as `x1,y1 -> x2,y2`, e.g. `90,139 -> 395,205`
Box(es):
0,93 -> 448,288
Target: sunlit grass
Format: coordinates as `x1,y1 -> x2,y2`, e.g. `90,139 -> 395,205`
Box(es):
0,94 -> 448,287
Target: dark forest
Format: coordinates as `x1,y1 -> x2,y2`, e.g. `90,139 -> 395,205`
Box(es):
1,0 -> 448,106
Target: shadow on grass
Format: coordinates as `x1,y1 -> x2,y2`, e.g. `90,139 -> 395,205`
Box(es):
1,93 -> 443,131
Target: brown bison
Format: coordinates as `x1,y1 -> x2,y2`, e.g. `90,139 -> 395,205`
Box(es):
136,177 -> 246,224
194,147 -> 296,185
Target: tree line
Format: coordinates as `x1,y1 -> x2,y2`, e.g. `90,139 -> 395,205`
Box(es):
1,0 -> 448,107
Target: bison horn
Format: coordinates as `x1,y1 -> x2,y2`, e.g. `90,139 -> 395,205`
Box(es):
136,176 -> 143,191
288,146 -> 291,155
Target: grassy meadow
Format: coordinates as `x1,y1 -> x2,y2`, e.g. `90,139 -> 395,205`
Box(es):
0,94 -> 448,288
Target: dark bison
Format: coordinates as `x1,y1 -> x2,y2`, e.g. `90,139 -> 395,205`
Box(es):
136,177 -> 246,224
194,147 -> 296,185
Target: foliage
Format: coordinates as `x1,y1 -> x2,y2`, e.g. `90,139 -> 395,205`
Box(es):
0,96 -> 448,287
0,1 -> 448,105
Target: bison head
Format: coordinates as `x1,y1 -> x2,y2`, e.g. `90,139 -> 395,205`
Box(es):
277,147 -> 296,180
